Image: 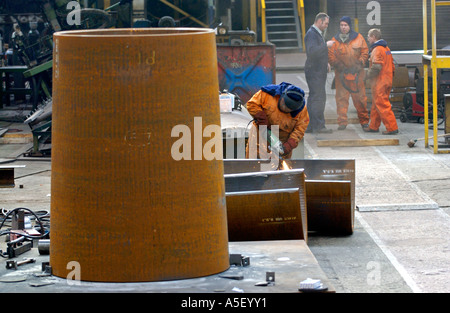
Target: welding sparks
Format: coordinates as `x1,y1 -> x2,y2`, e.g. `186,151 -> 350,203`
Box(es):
280,160 -> 292,170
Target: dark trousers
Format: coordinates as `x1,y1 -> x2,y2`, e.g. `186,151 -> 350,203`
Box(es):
305,70 -> 327,132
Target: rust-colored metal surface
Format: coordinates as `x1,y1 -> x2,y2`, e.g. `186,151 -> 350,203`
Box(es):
217,43 -> 276,104
226,189 -> 306,241
223,159 -> 355,209
306,180 -> 353,235
224,170 -> 308,241
50,28 -> 229,282
223,159 -> 355,235
0,167 -> 15,188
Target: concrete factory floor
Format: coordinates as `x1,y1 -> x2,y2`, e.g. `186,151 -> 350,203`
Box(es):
276,53 -> 450,293
0,52 -> 449,294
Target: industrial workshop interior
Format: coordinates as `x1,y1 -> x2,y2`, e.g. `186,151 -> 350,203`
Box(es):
0,0 -> 449,300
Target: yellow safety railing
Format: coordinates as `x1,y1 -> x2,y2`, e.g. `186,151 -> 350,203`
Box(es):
158,0 -> 208,28
423,0 -> 429,148
422,0 -> 450,153
258,0 -> 305,46
258,0 -> 267,42
297,0 -> 306,48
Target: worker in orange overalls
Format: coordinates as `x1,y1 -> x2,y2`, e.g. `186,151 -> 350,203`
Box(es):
245,82 -> 309,160
364,28 -> 399,135
328,16 -> 369,130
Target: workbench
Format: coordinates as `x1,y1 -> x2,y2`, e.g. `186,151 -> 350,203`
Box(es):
0,240 -> 334,293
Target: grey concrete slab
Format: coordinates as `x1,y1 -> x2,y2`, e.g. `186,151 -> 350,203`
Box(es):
308,217 -> 415,293
0,240 -> 334,294
359,209 -> 450,293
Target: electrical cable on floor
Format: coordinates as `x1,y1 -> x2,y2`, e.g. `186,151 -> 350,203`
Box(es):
0,207 -> 50,258
246,118 -> 256,129
0,158 -> 19,164
0,229 -> 49,240
0,207 -> 49,231
14,169 -> 51,179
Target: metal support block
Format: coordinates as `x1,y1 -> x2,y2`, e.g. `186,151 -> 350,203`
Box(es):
223,158 -> 355,211
0,165 -> 26,188
224,158 -> 355,182
226,188 -> 307,241
0,167 -> 15,188
224,168 -> 307,192
224,169 -> 308,241
223,159 -> 355,235
7,241 -> 33,259
306,180 -> 353,235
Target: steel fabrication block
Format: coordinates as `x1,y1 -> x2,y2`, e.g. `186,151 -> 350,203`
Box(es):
223,159 -> 355,235
224,169 -> 308,241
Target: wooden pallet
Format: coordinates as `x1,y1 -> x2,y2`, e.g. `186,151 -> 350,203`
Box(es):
317,138 -> 399,147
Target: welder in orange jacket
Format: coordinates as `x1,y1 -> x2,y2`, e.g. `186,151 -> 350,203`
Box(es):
328,16 -> 370,130
245,82 -> 309,159
364,28 -> 399,135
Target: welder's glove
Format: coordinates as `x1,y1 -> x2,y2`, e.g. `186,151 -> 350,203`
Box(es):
282,138 -> 298,156
254,111 -> 270,126
367,63 -> 382,79
333,61 -> 345,72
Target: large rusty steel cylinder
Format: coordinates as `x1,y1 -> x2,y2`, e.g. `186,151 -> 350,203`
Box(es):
50,28 -> 229,282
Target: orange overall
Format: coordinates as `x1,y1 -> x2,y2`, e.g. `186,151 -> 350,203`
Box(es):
328,32 -> 370,127
245,90 -> 309,159
368,42 -> 398,132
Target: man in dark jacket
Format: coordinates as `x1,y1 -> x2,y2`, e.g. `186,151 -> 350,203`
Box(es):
304,12 -> 335,133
